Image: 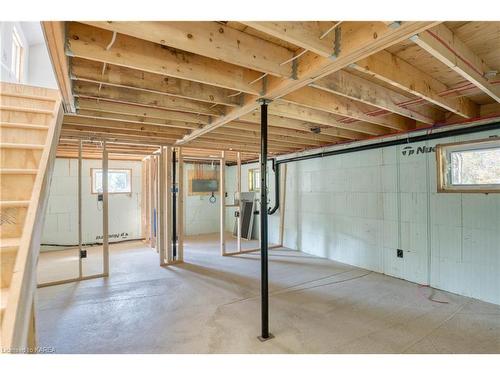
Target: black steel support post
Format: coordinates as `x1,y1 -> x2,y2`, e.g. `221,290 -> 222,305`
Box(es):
258,99 -> 273,342
172,149 -> 177,258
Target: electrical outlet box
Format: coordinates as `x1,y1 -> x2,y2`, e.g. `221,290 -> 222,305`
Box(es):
397,249 -> 404,258
80,250 -> 87,259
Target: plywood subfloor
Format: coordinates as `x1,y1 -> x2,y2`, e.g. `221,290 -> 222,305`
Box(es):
36,234 -> 500,353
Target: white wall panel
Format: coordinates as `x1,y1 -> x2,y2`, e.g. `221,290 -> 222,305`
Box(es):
273,129 -> 500,305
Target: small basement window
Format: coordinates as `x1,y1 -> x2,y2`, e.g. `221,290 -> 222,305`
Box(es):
11,27 -> 24,82
91,168 -> 132,194
436,137 -> 500,193
248,168 -> 261,192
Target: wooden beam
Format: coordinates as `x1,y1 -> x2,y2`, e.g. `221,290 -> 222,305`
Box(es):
76,98 -> 209,125
76,109 -> 200,130
67,22 -> 262,94
76,97 -> 363,140
282,86 -> 415,131
412,24 -> 500,103
41,22 -> 76,112
269,101 -> 388,136
241,22 -> 339,57
177,21 -> 438,144
63,115 -> 190,136
71,58 -> 241,107
83,21 -> 294,78
73,81 -> 225,116
220,151 -> 226,255
60,129 -> 173,145
311,69 -> 443,124
353,50 -> 479,118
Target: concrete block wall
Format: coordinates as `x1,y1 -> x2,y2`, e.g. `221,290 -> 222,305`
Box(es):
42,158 -> 142,245
183,162 -> 220,235
275,130 -> 499,305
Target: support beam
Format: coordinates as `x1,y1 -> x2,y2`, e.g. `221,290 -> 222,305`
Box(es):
67,22 -> 263,94
83,21 -> 294,78
71,58 -> 241,107
73,81 -> 225,116
269,101 -> 387,136
311,70 -> 443,124
76,98 -> 210,126
241,21 -> 340,58
353,50 -> 479,118
177,22 -> 438,144
411,24 -> 500,103
282,86 -> 415,131
41,22 -> 76,112
258,99 -> 272,341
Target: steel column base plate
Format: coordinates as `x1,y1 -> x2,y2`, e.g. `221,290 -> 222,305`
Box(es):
257,333 -> 275,342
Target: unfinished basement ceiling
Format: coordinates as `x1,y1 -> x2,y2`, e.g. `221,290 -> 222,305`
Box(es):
42,21 -> 500,162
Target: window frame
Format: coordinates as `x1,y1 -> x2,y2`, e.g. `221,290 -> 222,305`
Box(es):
11,27 -> 24,83
248,168 -> 261,192
436,137 -> 500,193
91,168 -> 133,195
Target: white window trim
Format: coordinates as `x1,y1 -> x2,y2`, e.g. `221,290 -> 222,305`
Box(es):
91,168 -> 132,194
436,137 -> 500,193
11,27 -> 24,83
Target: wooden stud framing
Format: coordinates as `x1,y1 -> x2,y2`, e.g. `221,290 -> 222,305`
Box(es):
177,148 -> 184,262
165,147 -> 173,263
102,141 -> 109,276
78,140 -> 83,278
279,164 -> 287,247
158,147 -> 166,265
236,152 -> 242,253
220,151 -> 226,256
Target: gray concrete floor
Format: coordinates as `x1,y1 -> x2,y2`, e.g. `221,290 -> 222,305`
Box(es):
36,234 -> 500,353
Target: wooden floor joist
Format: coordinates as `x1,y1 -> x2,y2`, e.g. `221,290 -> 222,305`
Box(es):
37,21 -> 500,158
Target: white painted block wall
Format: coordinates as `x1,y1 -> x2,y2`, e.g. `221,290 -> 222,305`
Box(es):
183,162 -> 220,235
277,130 -> 500,305
42,158 -> 143,245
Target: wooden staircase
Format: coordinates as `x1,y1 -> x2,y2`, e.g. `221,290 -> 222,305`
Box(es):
0,82 -> 63,352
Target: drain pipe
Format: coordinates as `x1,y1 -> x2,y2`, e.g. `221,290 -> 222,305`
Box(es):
274,120 -> 500,165
268,159 -> 280,215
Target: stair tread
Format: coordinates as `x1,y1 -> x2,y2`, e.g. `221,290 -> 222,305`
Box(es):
0,122 -> 50,129
0,238 -> 20,249
0,168 -> 38,175
0,143 -> 45,149
0,105 -> 54,115
0,92 -> 57,102
0,200 -> 30,208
